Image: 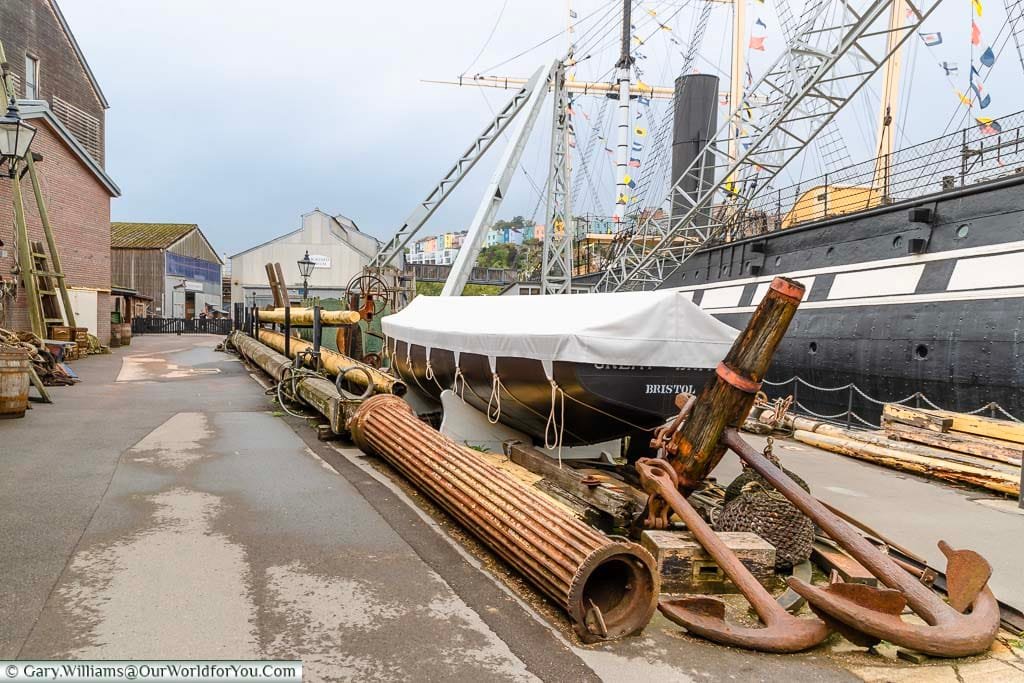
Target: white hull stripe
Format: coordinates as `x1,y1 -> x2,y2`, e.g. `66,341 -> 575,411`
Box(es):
672,238 -> 1024,294
703,285 -> 1024,315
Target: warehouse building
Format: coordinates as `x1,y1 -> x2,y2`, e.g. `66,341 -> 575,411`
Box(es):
229,208 -> 378,308
110,222 -> 223,319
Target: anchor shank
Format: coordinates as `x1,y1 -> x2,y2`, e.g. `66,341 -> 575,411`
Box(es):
724,429 -> 947,623
639,461 -> 781,622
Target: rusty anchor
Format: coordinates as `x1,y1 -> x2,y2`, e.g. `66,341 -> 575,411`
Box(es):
636,457 -> 831,653
723,429 -> 1001,658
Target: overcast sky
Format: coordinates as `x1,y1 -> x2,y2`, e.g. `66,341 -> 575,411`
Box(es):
59,0 -> 1022,257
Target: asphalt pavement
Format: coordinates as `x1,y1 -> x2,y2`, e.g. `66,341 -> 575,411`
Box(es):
2,334 -> 1021,682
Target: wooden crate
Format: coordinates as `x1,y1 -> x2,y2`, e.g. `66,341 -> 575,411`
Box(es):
48,325 -> 74,341
641,529 -> 777,595
74,327 -> 89,345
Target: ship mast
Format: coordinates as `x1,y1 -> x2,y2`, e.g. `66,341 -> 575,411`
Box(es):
729,0 -> 747,190
871,0 -> 908,200
612,0 -> 634,223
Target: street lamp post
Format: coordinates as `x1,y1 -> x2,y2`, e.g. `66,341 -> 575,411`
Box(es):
297,250 -> 315,302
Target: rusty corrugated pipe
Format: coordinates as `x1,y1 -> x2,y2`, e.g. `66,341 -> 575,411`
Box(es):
348,394 -> 659,642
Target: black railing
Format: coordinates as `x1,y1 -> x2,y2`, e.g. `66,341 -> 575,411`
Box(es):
408,263 -> 519,285
131,317 -> 232,335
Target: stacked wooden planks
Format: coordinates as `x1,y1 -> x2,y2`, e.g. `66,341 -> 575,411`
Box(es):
757,407 -> 1022,497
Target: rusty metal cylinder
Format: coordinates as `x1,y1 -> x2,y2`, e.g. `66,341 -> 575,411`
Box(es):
348,394 -> 659,642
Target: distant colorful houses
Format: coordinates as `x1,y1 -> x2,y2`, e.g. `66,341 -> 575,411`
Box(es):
407,230 -> 468,265
485,225 -> 525,247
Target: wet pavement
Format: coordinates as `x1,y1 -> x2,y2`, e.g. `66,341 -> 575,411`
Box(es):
2,334 -> 1022,682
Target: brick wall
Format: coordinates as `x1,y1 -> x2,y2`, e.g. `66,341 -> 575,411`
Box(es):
0,120 -> 112,343
0,0 -> 106,166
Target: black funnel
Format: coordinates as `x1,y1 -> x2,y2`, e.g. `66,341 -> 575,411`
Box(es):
671,74 -> 719,222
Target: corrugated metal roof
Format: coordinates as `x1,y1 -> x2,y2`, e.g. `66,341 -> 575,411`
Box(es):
111,222 -> 197,249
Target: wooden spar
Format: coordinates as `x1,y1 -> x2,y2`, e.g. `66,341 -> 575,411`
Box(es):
934,410 -> 1024,445
668,277 -> 805,490
884,421 -> 1023,466
794,422 -> 1018,475
265,264 -> 284,308
259,308 -> 360,326
884,404 -> 1024,445
231,332 -> 346,433
26,153 -> 76,329
882,404 -> 953,433
273,263 -> 290,305
11,167 -> 45,338
794,429 -> 1020,496
257,328 -> 405,396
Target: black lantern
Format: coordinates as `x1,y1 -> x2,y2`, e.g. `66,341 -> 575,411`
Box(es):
0,100 -> 36,177
297,250 -> 315,300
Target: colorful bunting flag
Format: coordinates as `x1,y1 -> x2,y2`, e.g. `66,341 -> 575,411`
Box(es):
628,158 -> 641,168
634,126 -> 647,137
971,22 -> 981,45
749,36 -> 766,51
920,31 -> 943,46
972,0 -> 983,16
956,90 -> 972,106
980,47 -> 995,67
569,9 -> 577,18
941,61 -> 958,76
638,96 -> 651,106
755,18 -> 767,28
977,117 -> 1002,135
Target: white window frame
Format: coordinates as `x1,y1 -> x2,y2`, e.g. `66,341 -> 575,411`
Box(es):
24,54 -> 39,99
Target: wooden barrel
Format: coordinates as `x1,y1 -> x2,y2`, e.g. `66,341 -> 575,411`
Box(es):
120,322 -> 131,346
0,350 -> 30,419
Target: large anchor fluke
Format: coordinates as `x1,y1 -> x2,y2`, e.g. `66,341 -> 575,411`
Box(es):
637,458 -> 831,653
940,540 -> 991,613
724,429 -> 1001,658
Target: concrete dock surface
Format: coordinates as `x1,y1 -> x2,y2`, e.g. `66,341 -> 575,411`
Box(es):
2,334 -> 1022,682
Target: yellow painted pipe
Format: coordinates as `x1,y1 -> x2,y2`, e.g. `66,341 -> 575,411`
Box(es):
257,329 -> 405,396
260,308 -> 360,325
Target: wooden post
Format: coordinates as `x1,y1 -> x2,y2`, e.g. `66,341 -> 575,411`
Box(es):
11,164 -> 45,338
668,277 -> 805,490
26,153 -> 75,328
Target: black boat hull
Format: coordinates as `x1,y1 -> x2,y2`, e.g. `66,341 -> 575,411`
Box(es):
391,340 -> 713,445
653,173 -> 1024,421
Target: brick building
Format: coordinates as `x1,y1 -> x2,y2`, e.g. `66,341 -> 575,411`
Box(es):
0,0 -> 119,341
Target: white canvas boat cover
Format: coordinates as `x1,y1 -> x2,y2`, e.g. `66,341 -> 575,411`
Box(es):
382,290 -> 737,371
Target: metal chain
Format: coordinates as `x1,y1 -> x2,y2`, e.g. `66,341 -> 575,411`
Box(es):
765,375 -> 1021,425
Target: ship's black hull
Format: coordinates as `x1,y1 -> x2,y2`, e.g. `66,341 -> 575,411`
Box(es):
391,340 -> 713,445
654,173 -> 1024,421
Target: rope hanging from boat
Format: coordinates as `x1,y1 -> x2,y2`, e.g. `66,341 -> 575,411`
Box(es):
487,372 -> 504,424
544,379 -> 567,466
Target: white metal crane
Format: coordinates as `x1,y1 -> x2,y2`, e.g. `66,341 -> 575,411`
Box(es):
598,0 -> 945,292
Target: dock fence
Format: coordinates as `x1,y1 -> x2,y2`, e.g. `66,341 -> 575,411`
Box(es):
131,317 -> 232,335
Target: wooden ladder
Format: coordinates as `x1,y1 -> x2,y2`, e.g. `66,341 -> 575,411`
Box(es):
30,240 -> 69,330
